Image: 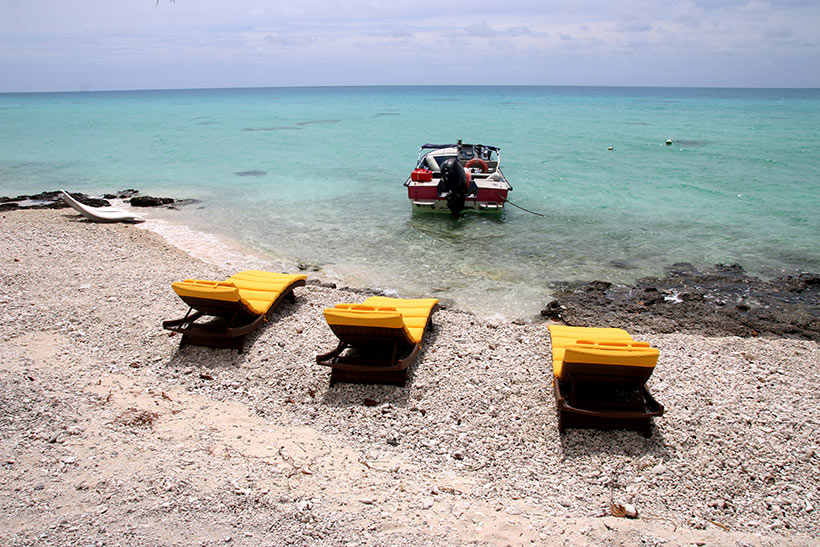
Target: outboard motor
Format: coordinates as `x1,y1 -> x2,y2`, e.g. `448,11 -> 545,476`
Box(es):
438,157 -> 469,215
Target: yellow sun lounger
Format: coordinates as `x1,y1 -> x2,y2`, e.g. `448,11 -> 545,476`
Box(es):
548,325 -> 664,436
316,296 -> 439,386
162,270 -> 307,352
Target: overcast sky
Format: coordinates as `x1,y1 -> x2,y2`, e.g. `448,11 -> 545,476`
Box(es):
2,0 -> 819,92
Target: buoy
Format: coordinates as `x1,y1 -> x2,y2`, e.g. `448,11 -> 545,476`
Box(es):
665,139 -> 672,145
608,146 -> 614,151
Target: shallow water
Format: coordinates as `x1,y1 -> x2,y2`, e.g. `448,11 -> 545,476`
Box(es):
2,86 -> 819,318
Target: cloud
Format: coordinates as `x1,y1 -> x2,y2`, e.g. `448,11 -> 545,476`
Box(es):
385,27 -> 413,38
505,26 -> 533,37
765,26 -> 794,39
670,0 -> 705,28
368,27 -> 413,38
738,1 -> 771,15
263,33 -> 316,46
464,21 -> 497,38
613,20 -> 653,33
2,0 -> 820,90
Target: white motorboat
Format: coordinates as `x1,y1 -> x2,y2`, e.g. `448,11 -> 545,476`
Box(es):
403,140 -> 512,214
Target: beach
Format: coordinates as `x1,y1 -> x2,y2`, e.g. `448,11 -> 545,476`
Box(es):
1,208 -> 819,546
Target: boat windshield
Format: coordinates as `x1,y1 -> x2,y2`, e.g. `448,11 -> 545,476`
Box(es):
416,144 -> 501,170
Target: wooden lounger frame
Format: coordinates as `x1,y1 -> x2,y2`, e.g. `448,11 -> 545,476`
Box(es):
162,279 -> 305,352
554,361 -> 664,436
316,310 -> 436,387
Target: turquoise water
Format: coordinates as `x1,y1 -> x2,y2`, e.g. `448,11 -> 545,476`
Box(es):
2,86 -> 819,318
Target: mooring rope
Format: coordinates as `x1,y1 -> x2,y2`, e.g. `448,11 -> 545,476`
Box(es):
499,194 -> 545,217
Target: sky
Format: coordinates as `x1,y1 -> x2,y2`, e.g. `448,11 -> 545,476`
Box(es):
2,0 -> 819,92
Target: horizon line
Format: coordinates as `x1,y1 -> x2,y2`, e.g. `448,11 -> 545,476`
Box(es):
3,83 -> 820,95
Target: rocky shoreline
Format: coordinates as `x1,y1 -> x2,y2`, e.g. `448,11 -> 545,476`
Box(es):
543,263 -> 820,341
6,190 -> 820,342
0,189 -> 187,211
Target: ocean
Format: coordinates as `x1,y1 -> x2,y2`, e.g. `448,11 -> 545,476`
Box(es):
2,86 -> 819,319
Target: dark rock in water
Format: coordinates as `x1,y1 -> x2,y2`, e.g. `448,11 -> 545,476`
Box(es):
104,190 -> 138,199
544,264 -> 820,341
234,170 -> 267,177
667,262 -> 699,276
585,280 -> 612,293
165,198 -> 199,209
0,202 -> 19,211
297,262 -> 322,272
609,259 -> 636,270
130,196 -> 174,207
540,300 -> 563,320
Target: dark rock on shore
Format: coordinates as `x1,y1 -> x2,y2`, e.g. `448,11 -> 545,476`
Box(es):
129,196 -> 174,207
104,189 -> 139,199
1,190 -> 190,210
543,264 -> 820,341
1,191 -> 110,209
61,192 -> 110,208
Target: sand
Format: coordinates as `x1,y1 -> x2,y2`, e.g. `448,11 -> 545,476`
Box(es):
1,208 -> 819,546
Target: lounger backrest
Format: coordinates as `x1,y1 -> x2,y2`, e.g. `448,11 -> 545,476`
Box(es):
172,280 -> 261,315
323,305 -> 417,346
548,326 -> 632,375
172,270 -> 308,317
172,280 -> 240,301
226,271 -> 307,315
574,339 -> 651,350
335,303 -> 399,312
557,341 -> 658,382
362,296 -> 439,344
548,325 -> 632,342
564,342 -> 658,366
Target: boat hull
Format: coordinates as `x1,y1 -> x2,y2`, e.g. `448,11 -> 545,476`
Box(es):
407,182 -> 509,213
404,142 -> 512,214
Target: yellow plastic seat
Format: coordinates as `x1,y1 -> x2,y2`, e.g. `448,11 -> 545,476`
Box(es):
547,325 -> 663,435
163,270 -> 307,352
317,296 -> 439,386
